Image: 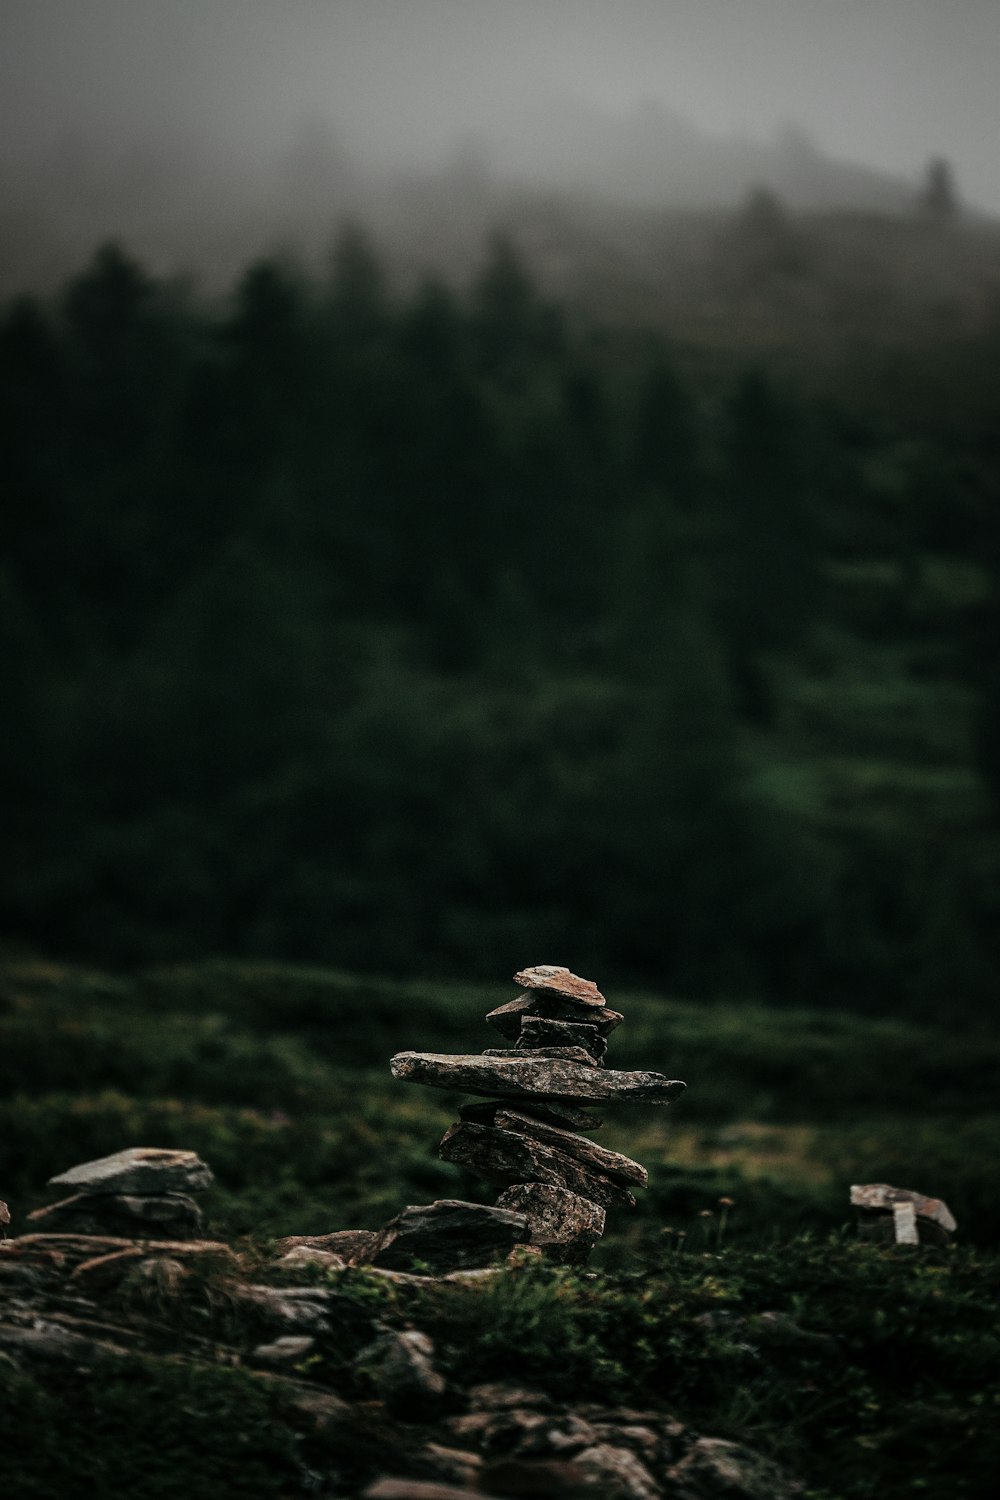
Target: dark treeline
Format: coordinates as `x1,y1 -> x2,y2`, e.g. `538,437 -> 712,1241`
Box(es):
2,231 -> 999,1013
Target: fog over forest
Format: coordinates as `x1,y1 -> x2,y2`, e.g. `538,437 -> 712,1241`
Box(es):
2,0 -> 999,291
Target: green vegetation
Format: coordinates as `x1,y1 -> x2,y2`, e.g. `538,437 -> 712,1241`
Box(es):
2,229 -> 1000,1013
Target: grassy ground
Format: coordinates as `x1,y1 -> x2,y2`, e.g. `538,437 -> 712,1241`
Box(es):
2,958 -> 998,1497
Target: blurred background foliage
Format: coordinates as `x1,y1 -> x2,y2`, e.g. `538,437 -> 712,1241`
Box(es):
2,225 -> 1000,1016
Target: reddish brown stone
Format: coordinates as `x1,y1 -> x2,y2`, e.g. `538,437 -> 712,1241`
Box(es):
513,966 -> 606,1007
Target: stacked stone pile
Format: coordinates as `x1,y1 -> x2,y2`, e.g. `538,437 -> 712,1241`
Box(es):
391,965 -> 685,1262
26,1147 -> 214,1240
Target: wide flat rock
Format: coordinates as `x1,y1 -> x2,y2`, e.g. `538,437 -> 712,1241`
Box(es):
438,1122 -> 636,1210
487,994 -> 624,1040
49,1147 -> 213,1197
459,1099 -> 603,1133
849,1182 -> 956,1232
391,1051 -> 684,1106
367,1200 -> 529,1274
514,966 -> 606,1007
495,1183 -> 606,1255
493,1109 -> 647,1189
26,1192 -> 203,1239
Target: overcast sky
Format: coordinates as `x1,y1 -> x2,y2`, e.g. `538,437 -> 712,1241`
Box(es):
2,0 -> 999,211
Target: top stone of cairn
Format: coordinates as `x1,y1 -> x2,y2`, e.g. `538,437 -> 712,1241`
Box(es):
48,1147 -> 214,1197
513,965 -> 606,1008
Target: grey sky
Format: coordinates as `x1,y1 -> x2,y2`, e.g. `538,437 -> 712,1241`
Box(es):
2,0 -> 999,211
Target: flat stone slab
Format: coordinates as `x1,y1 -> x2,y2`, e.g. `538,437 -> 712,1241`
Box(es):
487,994 -> 624,1040
27,1192 -> 203,1239
49,1148 -> 213,1197
368,1200 -> 530,1274
850,1183 -> 956,1231
438,1121 -> 637,1210
492,1109 -> 648,1189
391,1051 -> 684,1106
459,1099 -> 603,1133
495,1183 -> 605,1253
514,966 -> 606,1007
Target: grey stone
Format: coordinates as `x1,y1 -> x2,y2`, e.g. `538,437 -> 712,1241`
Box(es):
468,1381 -> 553,1411
363,1481 -> 487,1500
391,1051 -> 685,1106
274,1229 -> 378,1263
27,1191 -> 203,1239
48,1147 -> 213,1197
575,1444 -> 662,1499
487,994 -> 624,1040
252,1334 -> 316,1365
850,1182 -> 956,1243
493,1109 -> 647,1188
368,1199 -> 530,1274
495,1183 -> 605,1258
460,1098 -> 603,1133
438,1121 -> 637,1210
483,1045 -> 600,1067
355,1328 -> 446,1411
668,1437 -> 804,1499
277,1246 -> 346,1271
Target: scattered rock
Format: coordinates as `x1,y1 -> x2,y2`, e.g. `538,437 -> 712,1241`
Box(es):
27,1191 -> 203,1239
48,1147 -> 213,1197
252,1334 -> 316,1365
275,1228 -> 378,1263
667,1436 -> 803,1499
236,1285 -> 335,1331
367,1200 -> 530,1274
363,1480 -> 492,1500
575,1443 -> 662,1499
468,1382 -> 553,1411
477,1456 -> 587,1496
850,1183 -> 956,1245
421,1443 -> 483,1486
355,1328 -> 446,1413
276,1246 -> 347,1271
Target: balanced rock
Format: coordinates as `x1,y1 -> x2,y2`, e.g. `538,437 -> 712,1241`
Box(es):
517,1016 -> 608,1062
492,1110 -> 647,1188
459,1098 -> 603,1134
487,993 -> 623,1040
439,1121 -> 637,1210
48,1148 -> 213,1197
514,966 -> 606,1007
496,1184 -> 605,1262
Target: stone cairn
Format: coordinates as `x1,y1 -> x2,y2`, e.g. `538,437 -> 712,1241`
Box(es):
391,965 -> 686,1263
24,1147 -> 214,1240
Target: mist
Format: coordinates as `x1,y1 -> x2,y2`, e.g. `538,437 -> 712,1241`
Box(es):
2,0 -> 999,292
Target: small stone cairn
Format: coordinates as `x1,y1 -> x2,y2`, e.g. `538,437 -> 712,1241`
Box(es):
25,1147 -> 214,1240
391,965 -> 686,1263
